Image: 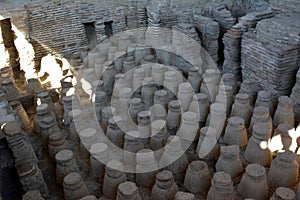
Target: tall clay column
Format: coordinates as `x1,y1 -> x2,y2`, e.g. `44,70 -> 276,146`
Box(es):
55,149 -> 80,186
63,172 -> 90,200
16,162 -> 49,198
184,161 -> 211,198
151,170 -> 179,200
237,163 -> 269,200
159,136 -> 189,183
206,172 -> 235,200
136,149 -> 158,188
3,121 -> 38,165
222,24 -> 243,82
117,181 -> 142,200
103,160 -> 127,200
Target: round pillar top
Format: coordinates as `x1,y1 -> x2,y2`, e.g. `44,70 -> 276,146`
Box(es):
106,160 -> 123,171
168,100 -> 181,109
102,106 -> 116,118
79,195 -> 98,200
151,120 -> 166,131
136,149 -> 155,163
118,181 -> 139,196
220,145 -> 240,157
156,170 -> 173,182
55,149 -> 74,163
175,191 -> 195,200
189,160 -> 208,171
37,103 -> 49,113
210,103 -> 226,114
3,121 -> 22,136
125,131 -> 141,140
89,143 -> 108,155
119,87 -> 132,98
182,112 -> 197,123
273,187 -> 296,200
253,106 -> 269,116
212,171 -> 232,186
246,163 -> 266,179
253,123 -> 271,140
129,98 -> 142,106
235,93 -> 250,103
49,132 -> 64,142
228,116 -> 245,127
154,89 -> 168,97
178,82 -> 193,93
79,128 -> 97,140
63,172 -> 82,186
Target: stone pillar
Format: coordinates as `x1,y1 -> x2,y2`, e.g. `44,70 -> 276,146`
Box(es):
39,116 -> 60,150
196,127 -> 219,161
223,116 -> 248,148
132,68 -> 145,97
249,106 -> 273,137
151,64 -> 165,88
159,136 -> 189,182
89,143 -> 108,188
188,67 -> 202,93
231,93 -> 252,127
206,103 -> 226,139
255,90 -> 275,117
244,123 -> 272,167
141,77 -> 155,110
136,149 -> 158,188
238,163 -> 269,200
117,181 -> 142,200
3,121 -> 38,165
164,71 -> 180,101
177,82 -> 194,112
222,25 -> 243,82
55,149 -> 80,186
149,120 -> 169,161
267,150 -> 299,192
151,170 -> 178,200
128,98 -> 144,124
9,101 -> 31,131
178,111 -> 199,151
63,172 -> 89,200
79,128 -> 99,162
103,160 -> 127,200
16,162 -> 49,198
271,187 -> 296,200
48,132 -> 68,162
101,106 -> 116,132
137,111 -> 151,145
215,145 -> 243,183
106,116 -> 125,149
154,90 -> 168,109
215,85 -> 234,117
22,190 -> 45,200
274,96 -> 295,128
175,192 -> 195,200
166,100 -> 181,135
222,73 -> 238,95
206,172 -> 235,200
94,91 -> 108,123
123,131 -> 144,175
184,161 -> 211,197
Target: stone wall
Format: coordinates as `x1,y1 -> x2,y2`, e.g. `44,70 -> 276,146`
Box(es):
26,2 -> 89,62
241,14 -> 300,98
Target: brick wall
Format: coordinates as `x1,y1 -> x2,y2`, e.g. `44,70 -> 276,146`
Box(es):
26,2 -> 89,62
